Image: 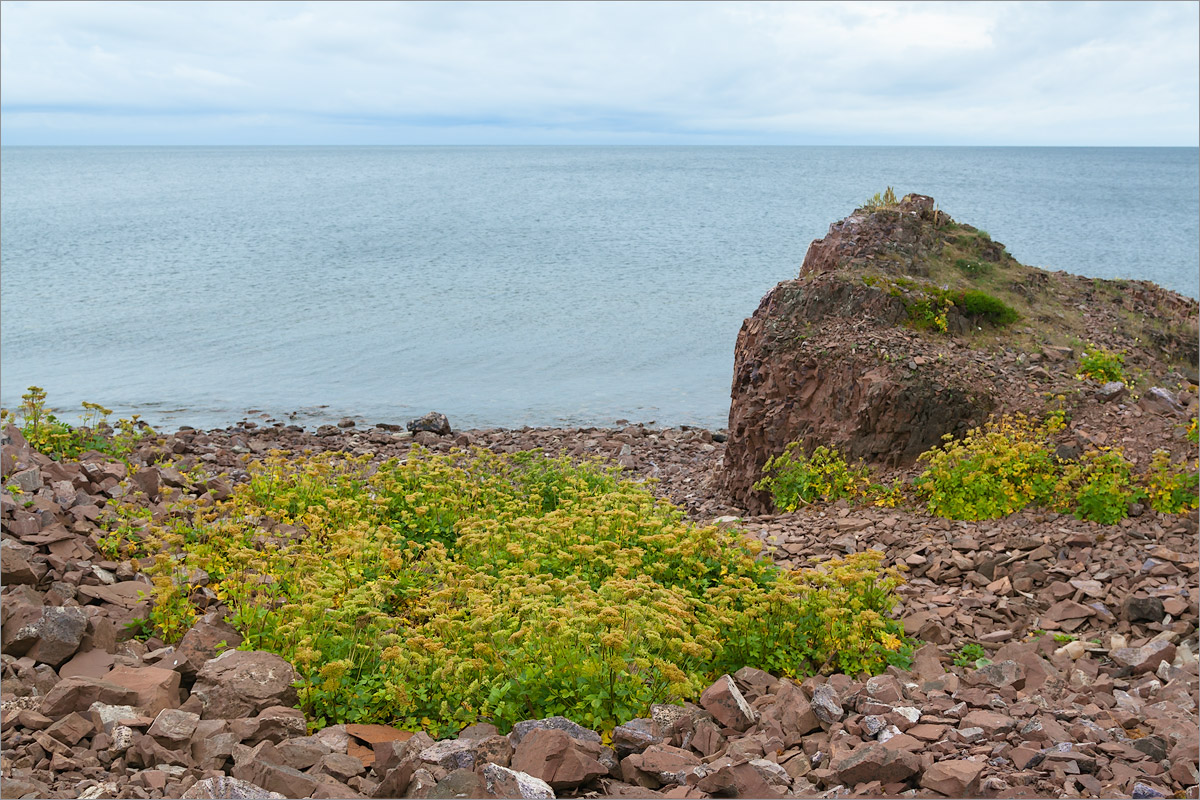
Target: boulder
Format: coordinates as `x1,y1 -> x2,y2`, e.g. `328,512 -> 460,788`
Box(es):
1111,641 -> 1177,675
40,676 -> 139,717
510,716 -> 601,746
2,605 -> 88,666
407,412 -> 452,436
192,649 -> 298,719
170,610 -> 244,678
511,727 -> 612,790
621,744 -> 703,789
833,741 -> 920,786
698,674 -> 757,731
105,665 -> 182,715
482,763 -> 556,799
920,759 -> 985,797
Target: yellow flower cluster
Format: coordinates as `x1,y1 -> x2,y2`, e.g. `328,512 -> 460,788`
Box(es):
143,447 -> 912,736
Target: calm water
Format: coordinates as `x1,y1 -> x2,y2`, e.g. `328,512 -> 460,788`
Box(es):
2,147 -> 1197,431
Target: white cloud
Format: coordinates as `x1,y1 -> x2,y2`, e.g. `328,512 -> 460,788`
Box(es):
0,0 -> 1196,144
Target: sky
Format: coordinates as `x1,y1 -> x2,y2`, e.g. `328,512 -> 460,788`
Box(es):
1,1 -> 1197,146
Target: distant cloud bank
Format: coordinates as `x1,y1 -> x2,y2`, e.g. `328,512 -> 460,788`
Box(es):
2,1 -> 1197,145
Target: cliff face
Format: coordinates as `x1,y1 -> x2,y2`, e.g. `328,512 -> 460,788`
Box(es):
723,195 -> 1199,513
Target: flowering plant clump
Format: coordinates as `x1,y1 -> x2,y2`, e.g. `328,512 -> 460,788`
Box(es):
1,386 -> 153,461
912,410 -> 1196,524
1075,344 -> 1125,383
914,412 -> 1064,520
754,444 -> 871,511
147,448 -> 911,736
1142,449 -> 1199,514
1055,447 -> 1140,525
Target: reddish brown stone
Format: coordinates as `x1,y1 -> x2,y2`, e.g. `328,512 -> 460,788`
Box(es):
511,727 -> 611,790
699,674 -> 757,731
921,759 -> 985,797
105,665 -> 181,715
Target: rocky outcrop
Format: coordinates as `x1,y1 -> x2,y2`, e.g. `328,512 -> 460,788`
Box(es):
724,194 -> 1199,512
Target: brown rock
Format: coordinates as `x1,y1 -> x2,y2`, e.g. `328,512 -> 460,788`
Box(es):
920,759 -> 985,797
511,727 -> 611,789
699,674 -> 757,731
147,708 -> 200,744
169,610 -> 244,677
44,711 -> 95,746
482,763 -> 556,799
833,741 -> 920,786
192,649 -> 298,719
317,751 -> 367,782
105,665 -> 181,715
612,718 -> 664,757
622,744 -> 703,788
959,710 -> 1015,737
40,676 -> 139,717
230,705 -> 307,745
1111,641 -> 1176,675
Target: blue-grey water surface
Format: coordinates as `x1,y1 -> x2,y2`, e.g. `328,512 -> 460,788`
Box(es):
2,146 -> 1198,431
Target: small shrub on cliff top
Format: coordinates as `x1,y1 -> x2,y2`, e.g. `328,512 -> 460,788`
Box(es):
147,448 -> 911,736
862,186 -> 899,209
956,290 -> 1019,327
754,444 -> 871,511
1076,344 -> 1125,382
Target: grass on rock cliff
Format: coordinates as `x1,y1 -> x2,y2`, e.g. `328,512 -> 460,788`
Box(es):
145,448 -> 912,736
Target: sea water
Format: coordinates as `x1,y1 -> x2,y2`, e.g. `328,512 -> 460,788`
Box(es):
2,146 -> 1197,430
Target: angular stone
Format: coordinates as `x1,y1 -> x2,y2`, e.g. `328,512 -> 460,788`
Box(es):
699,674 -> 756,731
1124,596 -> 1166,623
510,715 -> 600,746
475,734 -> 514,769
1,542 -> 40,584
420,738 -> 478,771
921,759 -> 985,797
512,727 -> 611,789
810,685 -> 844,726
147,708 -> 200,744
974,660 -> 1025,690
20,606 -> 88,667
612,718 -> 663,757
192,649 -> 298,719
233,745 -> 320,797
105,665 -> 181,715
231,705 -> 307,745
407,412 -> 452,436
429,768 -> 487,799
41,676 -> 139,717
833,742 -> 920,786
732,666 -> 780,699
169,611 -> 243,678
622,744 -> 703,788
274,735 -> 331,771
317,751 -> 366,782
181,776 -> 288,799
482,763 -> 555,799
1111,641 -> 1176,675
45,711 -> 95,746
959,710 -> 1015,736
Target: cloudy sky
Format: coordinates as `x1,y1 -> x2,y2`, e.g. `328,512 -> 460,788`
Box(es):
2,1 -> 1197,146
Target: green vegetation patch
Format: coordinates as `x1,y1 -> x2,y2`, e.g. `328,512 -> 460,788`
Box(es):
147,448 -> 912,736
1075,344 -> 1126,383
913,411 -> 1197,522
2,386 -> 154,461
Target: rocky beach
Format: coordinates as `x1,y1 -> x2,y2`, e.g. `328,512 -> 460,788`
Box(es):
2,195 -> 1198,800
